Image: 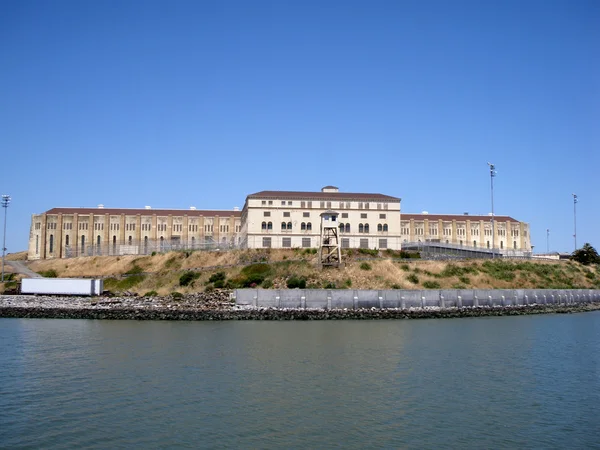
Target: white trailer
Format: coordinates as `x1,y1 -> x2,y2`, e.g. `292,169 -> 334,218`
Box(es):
21,278 -> 104,296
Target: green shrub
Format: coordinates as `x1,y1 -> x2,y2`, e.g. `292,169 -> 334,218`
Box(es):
287,276 -> 307,289
262,279 -> 273,289
213,280 -> 225,289
423,280 -> 441,289
452,283 -> 467,289
39,269 -> 58,278
459,276 -> 471,285
344,278 -> 352,287
360,262 -> 372,271
324,282 -> 337,289
117,274 -> 146,290
209,272 -> 226,283
205,285 -> 215,293
143,290 -> 158,297
400,264 -> 410,272
125,265 -> 144,275
179,271 -> 200,286
151,251 -> 157,256
391,283 -> 402,289
407,274 -> 419,284
358,248 -> 379,257
171,292 -> 183,299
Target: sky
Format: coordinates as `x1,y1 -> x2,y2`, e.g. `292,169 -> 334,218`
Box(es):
1,0 -> 598,255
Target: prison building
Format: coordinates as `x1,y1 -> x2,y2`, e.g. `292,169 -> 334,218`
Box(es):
399,213 -> 531,254
28,206 -> 242,260
240,186 -> 403,250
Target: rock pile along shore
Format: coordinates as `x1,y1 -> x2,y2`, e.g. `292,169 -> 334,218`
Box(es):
1,292 -> 600,320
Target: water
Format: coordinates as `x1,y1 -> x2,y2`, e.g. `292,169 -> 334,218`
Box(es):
1,313 -> 599,449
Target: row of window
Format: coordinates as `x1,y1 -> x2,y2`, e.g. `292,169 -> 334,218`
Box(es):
260,200 -> 391,210
259,237 -> 389,249
399,227 -> 513,238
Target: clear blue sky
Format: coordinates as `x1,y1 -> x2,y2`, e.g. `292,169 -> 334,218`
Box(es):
1,0 -> 598,254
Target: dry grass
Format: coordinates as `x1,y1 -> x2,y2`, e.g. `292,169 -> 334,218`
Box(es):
7,250 -> 599,295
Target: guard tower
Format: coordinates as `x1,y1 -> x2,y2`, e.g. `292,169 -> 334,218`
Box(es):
319,210 -> 342,268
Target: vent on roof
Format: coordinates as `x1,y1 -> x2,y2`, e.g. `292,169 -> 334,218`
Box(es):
464,212 -> 469,215
321,186 -> 339,193
233,206 -> 240,211
98,204 -> 104,209
421,211 -> 428,214
190,206 -> 196,210
145,206 -> 151,210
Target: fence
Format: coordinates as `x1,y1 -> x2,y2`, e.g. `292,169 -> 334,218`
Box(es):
401,241 -> 532,260
235,288 -> 600,309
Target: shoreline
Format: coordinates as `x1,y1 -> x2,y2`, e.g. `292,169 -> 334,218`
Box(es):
1,294 -> 600,320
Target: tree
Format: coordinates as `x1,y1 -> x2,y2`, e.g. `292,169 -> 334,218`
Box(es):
571,243 -> 600,265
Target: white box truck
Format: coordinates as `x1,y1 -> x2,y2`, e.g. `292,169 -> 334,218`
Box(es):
21,278 -> 104,296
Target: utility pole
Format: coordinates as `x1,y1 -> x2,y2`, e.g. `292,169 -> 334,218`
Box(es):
546,228 -> 550,253
1,195 -> 10,282
572,193 -> 577,251
487,163 -> 496,258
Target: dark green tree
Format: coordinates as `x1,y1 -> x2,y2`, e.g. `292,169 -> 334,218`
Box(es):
571,243 -> 600,265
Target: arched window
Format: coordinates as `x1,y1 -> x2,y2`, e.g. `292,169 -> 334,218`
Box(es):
65,235 -> 69,246
500,241 -> 503,249
359,224 -> 364,233
81,235 -> 85,254
160,236 -> 165,250
97,235 -> 101,247
377,224 -> 383,232
145,236 -> 149,253
306,222 -> 312,231
473,240 -> 477,247
262,222 -> 267,230
281,222 -> 287,231
267,222 -> 273,230
513,241 -> 517,250
383,224 -> 388,232
190,236 -> 195,249
287,222 -> 292,230
113,236 -> 117,254
364,224 -> 370,233
339,223 -> 344,233
301,222 -> 306,231
487,240 -> 490,248
345,224 -> 350,233
49,234 -> 54,253
128,236 -> 133,245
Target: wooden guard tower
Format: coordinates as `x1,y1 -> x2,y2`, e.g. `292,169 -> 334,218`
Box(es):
319,210 -> 342,268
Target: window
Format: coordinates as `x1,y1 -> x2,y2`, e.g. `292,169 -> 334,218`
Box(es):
302,238 -> 311,248
283,212 -> 290,217
377,204 -> 382,210
144,236 -> 148,253
97,235 -> 101,247
500,241 -> 504,249
345,224 -> 350,233
287,222 -> 292,230
262,222 -> 267,230
379,239 -> 387,249
377,224 -> 383,232
473,240 -> 477,247
268,201 -> 273,205
262,201 -> 266,205
288,201 -> 292,206
303,212 -> 310,217
359,224 -> 364,233
383,224 -> 388,232
128,236 -> 132,245
281,201 -> 286,206
282,237 -> 291,248
342,238 -> 350,248
320,201 -> 325,208
301,201 -> 306,208
487,241 -> 490,248
307,201 -> 312,208
339,223 -> 345,233
281,222 -> 287,231
365,203 -> 369,209
301,222 -> 306,231
342,213 -> 348,218
360,238 -> 369,248
346,202 -> 351,208
49,234 -> 54,253
361,213 -> 367,219
65,235 -> 69,246
306,222 -> 312,231
81,235 -> 85,253
267,222 -> 273,230
262,237 -> 272,248
113,236 -> 117,252
327,201 -> 331,208
36,235 -> 39,254
379,214 -> 386,219
264,212 -> 271,217
358,202 -> 363,209
364,224 -> 369,233
514,241 -> 517,249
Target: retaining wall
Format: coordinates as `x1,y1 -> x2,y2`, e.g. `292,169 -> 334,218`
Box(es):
234,289 -> 600,309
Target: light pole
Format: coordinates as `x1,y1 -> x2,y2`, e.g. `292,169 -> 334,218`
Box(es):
1,195 -> 10,282
572,193 -> 577,251
487,163 -> 496,258
546,228 -> 550,253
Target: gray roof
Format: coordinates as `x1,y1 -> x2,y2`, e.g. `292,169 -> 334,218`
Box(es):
44,207 -> 241,217
247,190 -> 400,202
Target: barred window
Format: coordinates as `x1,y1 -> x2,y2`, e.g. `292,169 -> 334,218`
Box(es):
306,223 -> 312,231
383,224 -> 388,232
379,214 -> 386,219
302,238 -> 311,248
364,224 -> 370,233
345,224 -> 350,233
264,211 -> 271,217
342,238 -> 350,248
283,212 -> 290,217
282,237 -> 291,248
342,213 -> 348,218
360,238 -> 369,248
361,213 -> 367,219
262,237 -> 272,248
303,212 -> 310,217
378,239 -> 387,249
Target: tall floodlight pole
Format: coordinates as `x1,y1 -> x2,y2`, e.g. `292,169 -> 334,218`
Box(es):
487,163 -> 496,258
1,195 -> 10,282
546,229 -> 550,253
572,193 -> 577,251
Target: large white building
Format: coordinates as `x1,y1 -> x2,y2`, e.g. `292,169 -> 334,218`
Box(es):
27,185 -> 532,259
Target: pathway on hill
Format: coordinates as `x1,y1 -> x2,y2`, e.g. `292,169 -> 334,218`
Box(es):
5,261 -> 42,278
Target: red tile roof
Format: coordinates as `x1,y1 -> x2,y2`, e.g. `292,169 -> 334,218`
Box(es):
247,190 -> 400,202
44,207 -> 241,217
401,213 -> 521,222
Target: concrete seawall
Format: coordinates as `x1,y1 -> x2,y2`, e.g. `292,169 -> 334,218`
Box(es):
234,289 -> 600,309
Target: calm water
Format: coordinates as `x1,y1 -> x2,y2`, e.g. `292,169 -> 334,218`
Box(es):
1,313 -> 599,449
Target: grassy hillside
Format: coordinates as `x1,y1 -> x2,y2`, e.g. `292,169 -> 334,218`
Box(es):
4,248 -> 597,296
